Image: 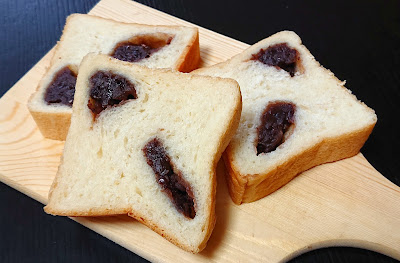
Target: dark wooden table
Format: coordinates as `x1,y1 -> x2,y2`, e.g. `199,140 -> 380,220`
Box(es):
1,0 -> 399,262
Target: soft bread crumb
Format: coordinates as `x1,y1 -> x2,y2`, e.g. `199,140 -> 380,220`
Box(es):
44,54 -> 242,253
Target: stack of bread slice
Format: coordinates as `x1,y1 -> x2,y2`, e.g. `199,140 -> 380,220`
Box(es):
36,14 -> 377,253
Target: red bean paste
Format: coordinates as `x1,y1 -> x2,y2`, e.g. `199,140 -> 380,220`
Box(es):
44,66 -> 77,106
252,43 -> 300,77
111,34 -> 173,63
256,101 -> 296,155
143,138 -> 196,219
87,71 -> 137,118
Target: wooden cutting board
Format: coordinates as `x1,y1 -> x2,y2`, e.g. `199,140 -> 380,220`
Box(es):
1,0 -> 399,262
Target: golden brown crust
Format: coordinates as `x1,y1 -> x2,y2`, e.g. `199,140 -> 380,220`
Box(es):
45,199 -> 199,252
128,210 -> 198,253
226,123 -> 376,204
44,207 -> 132,216
176,31 -> 200,73
222,148 -> 247,205
29,108 -> 70,140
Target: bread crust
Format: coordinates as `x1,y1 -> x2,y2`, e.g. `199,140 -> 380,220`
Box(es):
226,123 -> 375,204
29,108 -> 71,140
176,30 -> 200,73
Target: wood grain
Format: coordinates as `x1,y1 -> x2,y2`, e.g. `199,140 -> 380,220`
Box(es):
0,0 -> 399,262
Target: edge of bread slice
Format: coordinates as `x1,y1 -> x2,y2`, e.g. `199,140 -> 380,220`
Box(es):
193,31 -> 377,204
28,14 -> 200,141
44,54 -> 242,253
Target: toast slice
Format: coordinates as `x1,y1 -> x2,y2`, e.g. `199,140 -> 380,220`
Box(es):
193,31 -> 377,204
44,54 -> 241,253
28,14 -> 200,140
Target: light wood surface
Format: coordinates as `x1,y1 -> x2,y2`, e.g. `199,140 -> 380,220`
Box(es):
1,0 -> 399,262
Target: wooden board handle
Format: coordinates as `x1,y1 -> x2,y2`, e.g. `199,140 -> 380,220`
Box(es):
265,154 -> 400,261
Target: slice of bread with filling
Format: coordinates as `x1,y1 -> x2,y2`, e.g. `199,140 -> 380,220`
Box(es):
44,54 -> 242,253
28,14 -> 200,140
193,31 -> 377,204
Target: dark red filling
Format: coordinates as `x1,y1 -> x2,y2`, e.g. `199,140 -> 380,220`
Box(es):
256,101 -> 296,155
110,34 -> 173,63
111,43 -> 155,63
143,138 -> 196,219
44,66 -> 77,106
87,71 -> 137,118
252,43 -> 299,77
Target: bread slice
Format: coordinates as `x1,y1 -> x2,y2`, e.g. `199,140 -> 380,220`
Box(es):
44,54 -> 242,253
192,31 -> 377,204
28,14 -> 200,140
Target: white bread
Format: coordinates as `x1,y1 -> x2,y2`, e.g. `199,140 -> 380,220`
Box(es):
44,54 -> 242,253
193,31 -> 377,204
28,14 -> 200,140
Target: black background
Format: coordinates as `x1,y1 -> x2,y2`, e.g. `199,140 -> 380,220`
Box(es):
1,0 -> 399,262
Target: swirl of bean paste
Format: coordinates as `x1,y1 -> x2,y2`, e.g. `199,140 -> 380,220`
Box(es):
143,138 -> 196,219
